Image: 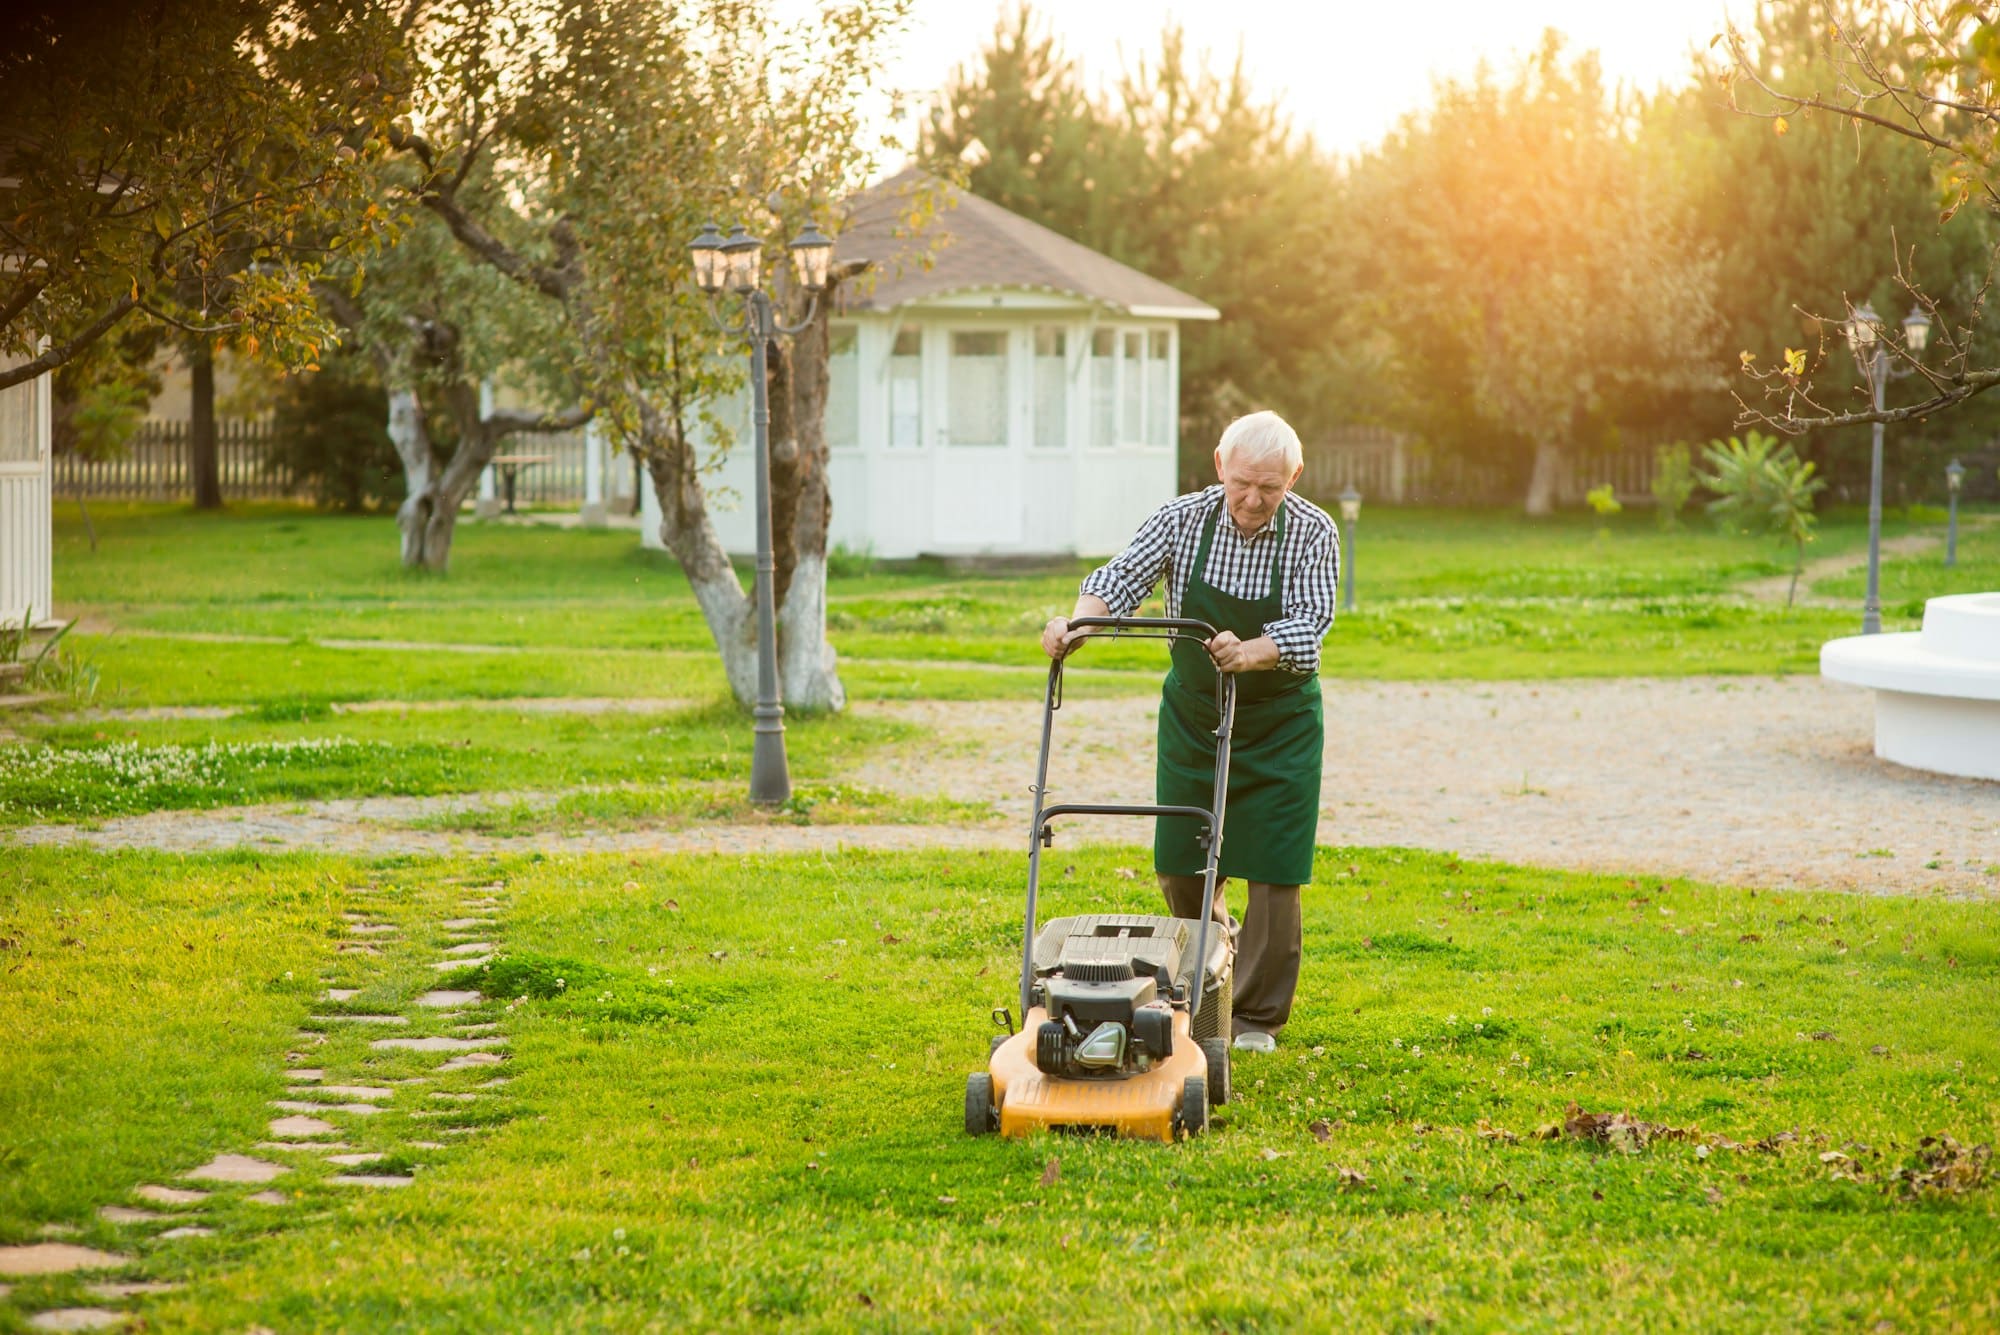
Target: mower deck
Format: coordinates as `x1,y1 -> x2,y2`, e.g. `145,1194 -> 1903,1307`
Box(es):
988,1005 -> 1206,1142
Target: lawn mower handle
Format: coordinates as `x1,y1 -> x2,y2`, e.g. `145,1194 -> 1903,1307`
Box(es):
1020,617 -> 1237,1026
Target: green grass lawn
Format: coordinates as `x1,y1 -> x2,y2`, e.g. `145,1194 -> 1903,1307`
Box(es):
2,845 -> 1993,1331
2,501 -> 1970,824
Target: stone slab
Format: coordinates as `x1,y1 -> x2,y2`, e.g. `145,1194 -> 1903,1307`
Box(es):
322,989 -> 358,1002
432,956 -> 492,971
157,1227 -> 213,1240
441,918 -> 495,931
132,1186 -> 205,1206
183,1154 -> 288,1184
330,1175 -> 414,1188
26,1310 -> 130,1331
270,1101 -> 381,1116
407,1141 -> 447,1150
269,1115 -> 339,1139
246,1191 -> 289,1205
84,1283 -> 180,1298
0,1244 -> 132,1276
443,942 -> 495,956
285,1069 -> 324,1082
372,1036 -> 506,1053
94,1207 -> 166,1225
429,1092 -> 479,1102
416,990 -> 483,1008
325,1153 -> 385,1167
347,924 -> 398,936
437,1053 -> 505,1071
336,944 -> 381,956
454,1025 -> 501,1036
255,1142 -> 351,1153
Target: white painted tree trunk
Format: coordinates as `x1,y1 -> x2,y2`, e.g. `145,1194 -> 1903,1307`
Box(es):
1524,440 -> 1563,517
387,386 -> 439,568
778,553 -> 844,713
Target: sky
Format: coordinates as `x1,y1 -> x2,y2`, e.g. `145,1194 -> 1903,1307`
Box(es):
872,0 -> 1758,159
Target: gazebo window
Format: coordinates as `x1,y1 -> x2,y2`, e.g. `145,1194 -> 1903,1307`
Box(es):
1146,329 -> 1173,448
826,325 -> 859,450
1090,328 -> 1117,447
947,330 -> 1008,447
1121,332 -> 1143,444
0,376 -> 35,463
1032,326 -> 1067,449
887,327 -> 922,449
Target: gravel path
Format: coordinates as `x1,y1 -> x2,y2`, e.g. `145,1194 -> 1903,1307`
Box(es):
855,678 -> 1998,898
8,677 -> 1994,897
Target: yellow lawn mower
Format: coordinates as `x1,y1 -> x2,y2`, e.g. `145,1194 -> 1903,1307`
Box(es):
966,616 -> 1235,1142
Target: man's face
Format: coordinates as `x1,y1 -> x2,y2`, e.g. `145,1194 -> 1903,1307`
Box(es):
1214,447 -> 1302,535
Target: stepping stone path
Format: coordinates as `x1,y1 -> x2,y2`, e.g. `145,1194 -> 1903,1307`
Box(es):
8,875 -> 516,1331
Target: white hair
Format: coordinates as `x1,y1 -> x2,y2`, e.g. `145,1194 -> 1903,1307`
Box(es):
1215,411 -> 1302,473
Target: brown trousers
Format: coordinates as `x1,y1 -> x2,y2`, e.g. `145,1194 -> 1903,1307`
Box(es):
1158,873 -> 1302,1038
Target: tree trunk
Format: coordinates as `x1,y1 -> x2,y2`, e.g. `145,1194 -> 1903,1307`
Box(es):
637,398 -> 757,704
1523,440 -> 1563,517
774,281 -> 845,712
387,384 -> 438,568
189,342 -> 221,510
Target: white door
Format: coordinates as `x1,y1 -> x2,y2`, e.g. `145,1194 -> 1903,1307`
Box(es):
931,327 -> 1022,550
0,359 -> 52,626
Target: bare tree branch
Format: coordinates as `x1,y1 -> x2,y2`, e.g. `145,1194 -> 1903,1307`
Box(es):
0,294 -> 138,389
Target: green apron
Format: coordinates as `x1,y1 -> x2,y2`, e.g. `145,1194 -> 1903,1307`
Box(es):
1155,498 -> 1324,886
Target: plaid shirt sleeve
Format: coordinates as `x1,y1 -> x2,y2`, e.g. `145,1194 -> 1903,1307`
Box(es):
1261,518 -> 1339,674
1079,501 -> 1180,615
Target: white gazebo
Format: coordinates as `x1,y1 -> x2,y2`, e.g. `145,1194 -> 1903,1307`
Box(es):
0,354 -> 53,627
643,169 -> 1219,560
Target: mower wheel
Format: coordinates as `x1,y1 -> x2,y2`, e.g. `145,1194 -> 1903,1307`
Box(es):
1178,1075 -> 1208,1138
965,1072 -> 997,1136
990,1034 -> 1008,1058
1199,1037 -> 1231,1106
1035,1021 -> 1066,1074
1134,1007 -> 1173,1060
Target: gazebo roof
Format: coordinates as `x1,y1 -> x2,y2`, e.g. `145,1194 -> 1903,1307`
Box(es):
834,168 -> 1219,321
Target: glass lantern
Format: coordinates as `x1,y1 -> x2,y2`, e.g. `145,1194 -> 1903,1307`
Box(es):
788,222 -> 835,293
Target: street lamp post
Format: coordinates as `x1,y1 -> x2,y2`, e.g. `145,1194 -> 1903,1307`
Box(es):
1843,302 -> 1930,635
1945,458 -> 1965,568
688,218 -> 835,804
1338,486 -> 1361,613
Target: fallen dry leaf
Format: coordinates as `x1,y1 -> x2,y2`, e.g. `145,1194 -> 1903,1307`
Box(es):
1335,1166 -> 1371,1191
663,899 -> 680,912
936,1195 -> 956,1205
1114,867 -> 1137,880
1260,1148 -> 1288,1162
1703,1185 -> 1724,1206
1309,1119 -> 1334,1144
880,934 -> 901,945
1040,1158 -> 1060,1187
1475,1120 -> 1519,1145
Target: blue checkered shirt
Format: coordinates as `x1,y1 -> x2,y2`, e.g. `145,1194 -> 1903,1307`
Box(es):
1080,487 -> 1340,675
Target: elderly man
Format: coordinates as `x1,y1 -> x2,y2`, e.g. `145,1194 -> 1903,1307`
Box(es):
1040,410 -> 1338,1054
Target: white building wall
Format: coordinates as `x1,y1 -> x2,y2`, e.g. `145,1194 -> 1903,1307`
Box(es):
643,302 -> 1180,561
0,356 -> 53,625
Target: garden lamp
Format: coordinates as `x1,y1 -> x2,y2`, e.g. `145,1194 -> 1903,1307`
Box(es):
1844,302 -> 1881,353
719,224 -> 762,295
688,221 -> 726,294
684,212 -> 842,805
1902,305 -> 1931,352
787,222 -> 835,294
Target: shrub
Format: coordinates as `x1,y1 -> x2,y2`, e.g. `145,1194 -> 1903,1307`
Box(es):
264,348 -> 408,512
1698,431 -> 1825,606
1651,442 -> 1696,530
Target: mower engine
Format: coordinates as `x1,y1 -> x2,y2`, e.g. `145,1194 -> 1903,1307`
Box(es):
1028,913 -> 1228,1078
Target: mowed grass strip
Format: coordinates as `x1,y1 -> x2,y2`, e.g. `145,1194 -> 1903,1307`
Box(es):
46,503 -> 1959,707
35,845 -> 1984,1332
400,780 -> 999,837
0,704 -> 918,825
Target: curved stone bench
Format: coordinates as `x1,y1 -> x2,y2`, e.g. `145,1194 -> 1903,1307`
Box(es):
1821,592 -> 2000,781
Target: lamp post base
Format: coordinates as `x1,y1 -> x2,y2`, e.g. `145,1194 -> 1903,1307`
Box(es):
750,705 -> 791,805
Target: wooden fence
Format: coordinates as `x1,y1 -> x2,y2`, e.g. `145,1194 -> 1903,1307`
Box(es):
1299,426 -> 1667,508
53,419 -> 299,501
50,418 -> 641,508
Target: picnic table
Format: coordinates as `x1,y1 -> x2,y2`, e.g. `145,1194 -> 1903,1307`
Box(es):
489,454 -> 554,515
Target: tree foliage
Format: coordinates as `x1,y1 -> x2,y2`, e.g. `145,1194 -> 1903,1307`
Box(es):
1699,430 -> 1825,604
0,0 -> 408,390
